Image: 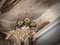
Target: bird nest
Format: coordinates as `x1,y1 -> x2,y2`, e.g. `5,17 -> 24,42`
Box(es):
5,21 -> 49,45
7,29 -> 36,45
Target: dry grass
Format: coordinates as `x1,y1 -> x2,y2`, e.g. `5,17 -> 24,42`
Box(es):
7,29 -> 36,45
5,21 -> 49,45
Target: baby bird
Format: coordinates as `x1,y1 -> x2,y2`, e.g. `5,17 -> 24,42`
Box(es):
16,17 -> 37,30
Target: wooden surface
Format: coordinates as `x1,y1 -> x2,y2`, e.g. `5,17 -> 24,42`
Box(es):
0,0 -> 60,45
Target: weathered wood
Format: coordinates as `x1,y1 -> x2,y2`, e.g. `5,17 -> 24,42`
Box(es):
0,0 -> 60,45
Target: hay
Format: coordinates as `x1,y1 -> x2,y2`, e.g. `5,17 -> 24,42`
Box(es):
5,21 -> 49,45
7,29 -> 36,45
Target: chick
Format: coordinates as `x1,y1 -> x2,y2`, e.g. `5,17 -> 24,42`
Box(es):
29,21 -> 37,28
23,17 -> 31,26
29,21 -> 37,30
23,17 -> 37,30
21,17 -> 31,30
16,17 -> 37,30
16,20 -> 24,29
16,17 -> 30,30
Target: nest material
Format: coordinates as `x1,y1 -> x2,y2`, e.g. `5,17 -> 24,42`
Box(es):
7,29 -> 36,45
5,21 -> 49,45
